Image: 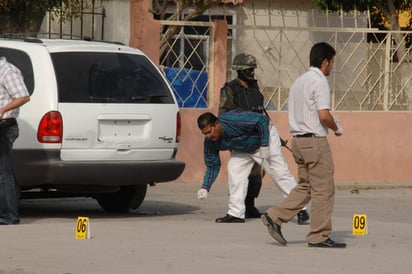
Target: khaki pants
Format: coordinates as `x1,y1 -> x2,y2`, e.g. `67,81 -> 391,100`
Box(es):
267,137 -> 335,244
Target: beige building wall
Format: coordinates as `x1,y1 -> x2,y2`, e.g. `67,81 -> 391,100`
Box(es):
175,107 -> 412,187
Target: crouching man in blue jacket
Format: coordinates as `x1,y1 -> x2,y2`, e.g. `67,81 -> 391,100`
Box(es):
197,109 -> 308,223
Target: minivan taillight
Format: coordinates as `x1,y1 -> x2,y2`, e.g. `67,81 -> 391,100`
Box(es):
37,111 -> 63,143
176,111 -> 181,143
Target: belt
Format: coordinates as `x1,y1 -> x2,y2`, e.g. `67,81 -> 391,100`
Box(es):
0,118 -> 17,128
294,133 -> 316,138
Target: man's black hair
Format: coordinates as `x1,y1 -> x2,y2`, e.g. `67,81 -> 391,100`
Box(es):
197,112 -> 218,129
309,42 -> 336,68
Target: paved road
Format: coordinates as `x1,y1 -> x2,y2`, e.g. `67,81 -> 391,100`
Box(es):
0,181 -> 411,274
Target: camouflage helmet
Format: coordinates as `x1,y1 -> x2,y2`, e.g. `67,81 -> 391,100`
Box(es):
231,53 -> 257,71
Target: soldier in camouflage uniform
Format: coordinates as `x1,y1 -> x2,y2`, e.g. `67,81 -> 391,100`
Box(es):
218,53 -> 309,224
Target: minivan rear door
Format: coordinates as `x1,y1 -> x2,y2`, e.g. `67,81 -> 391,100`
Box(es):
51,51 -> 180,161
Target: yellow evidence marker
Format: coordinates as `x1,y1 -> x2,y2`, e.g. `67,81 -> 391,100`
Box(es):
75,216 -> 91,239
352,214 -> 367,236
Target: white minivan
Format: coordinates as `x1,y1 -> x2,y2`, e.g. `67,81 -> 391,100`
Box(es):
0,37 -> 185,212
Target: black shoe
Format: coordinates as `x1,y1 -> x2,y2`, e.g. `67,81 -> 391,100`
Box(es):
308,238 -> 347,248
297,210 -> 310,225
215,214 -> 245,223
261,213 -> 287,245
0,220 -> 19,225
245,207 -> 261,219
0,222 -> 19,225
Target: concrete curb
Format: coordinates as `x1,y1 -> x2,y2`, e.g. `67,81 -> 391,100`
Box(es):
336,182 -> 412,191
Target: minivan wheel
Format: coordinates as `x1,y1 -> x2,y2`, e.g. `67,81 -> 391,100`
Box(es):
95,185 -> 148,213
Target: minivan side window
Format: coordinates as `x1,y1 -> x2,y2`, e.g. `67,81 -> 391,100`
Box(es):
51,52 -> 175,104
0,47 -> 35,95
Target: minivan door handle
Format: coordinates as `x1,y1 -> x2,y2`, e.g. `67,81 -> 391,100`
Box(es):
116,144 -> 131,151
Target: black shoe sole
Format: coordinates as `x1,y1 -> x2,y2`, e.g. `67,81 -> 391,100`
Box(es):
261,214 -> 287,245
308,238 -> 347,248
215,219 -> 245,223
297,219 -> 310,225
308,243 -> 347,248
215,215 -> 245,223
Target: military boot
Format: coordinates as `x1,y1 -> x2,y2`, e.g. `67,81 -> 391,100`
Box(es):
245,195 -> 261,218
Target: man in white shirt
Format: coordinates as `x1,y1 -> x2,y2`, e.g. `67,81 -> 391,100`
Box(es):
261,42 -> 346,248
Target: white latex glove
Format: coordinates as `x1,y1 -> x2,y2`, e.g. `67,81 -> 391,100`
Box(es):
257,146 -> 270,160
335,125 -> 344,136
333,116 -> 344,136
197,188 -> 208,199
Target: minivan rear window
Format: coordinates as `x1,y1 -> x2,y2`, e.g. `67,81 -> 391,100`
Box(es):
51,52 -> 174,104
0,47 -> 34,95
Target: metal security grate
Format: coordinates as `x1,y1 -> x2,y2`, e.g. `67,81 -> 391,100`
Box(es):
43,0 -> 105,40
160,20 -> 213,108
228,25 -> 412,111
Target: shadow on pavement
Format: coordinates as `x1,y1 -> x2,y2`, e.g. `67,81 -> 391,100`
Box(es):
18,197 -> 200,221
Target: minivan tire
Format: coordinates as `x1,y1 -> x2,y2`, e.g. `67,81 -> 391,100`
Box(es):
95,185 -> 148,213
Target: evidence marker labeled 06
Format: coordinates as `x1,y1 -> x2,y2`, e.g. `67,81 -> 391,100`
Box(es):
76,216 -> 91,239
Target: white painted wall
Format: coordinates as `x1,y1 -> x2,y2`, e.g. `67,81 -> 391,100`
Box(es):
40,0 -> 130,45
102,0 -> 130,45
